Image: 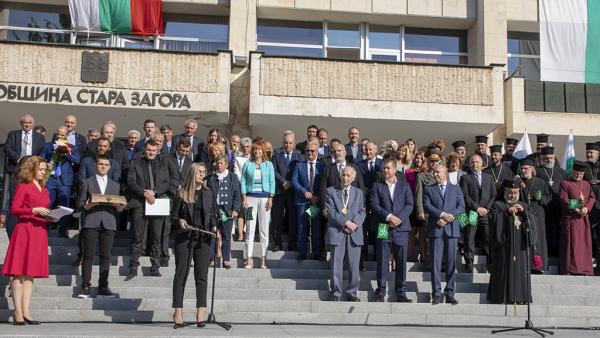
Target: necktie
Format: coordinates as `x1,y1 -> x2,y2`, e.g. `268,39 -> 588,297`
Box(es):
188,137 -> 194,159
344,188 -> 348,201
440,184 -> 446,197
477,173 -> 482,186
309,162 -> 315,192
148,162 -> 155,190
21,132 -> 29,157
369,161 -> 374,172
286,152 -> 290,164
179,157 -> 183,171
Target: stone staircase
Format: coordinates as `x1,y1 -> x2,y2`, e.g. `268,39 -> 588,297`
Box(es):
1,230 -> 599,328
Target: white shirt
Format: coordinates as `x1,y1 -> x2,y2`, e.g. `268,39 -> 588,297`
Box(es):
336,161 -> 346,174
176,155 -> 185,170
448,171 -> 459,185
21,130 -> 32,156
67,132 -> 76,146
385,179 -> 397,221
306,160 -> 317,189
96,174 -> 108,194
438,182 -> 448,218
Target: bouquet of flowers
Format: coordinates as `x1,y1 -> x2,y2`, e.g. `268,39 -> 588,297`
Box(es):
46,139 -> 73,180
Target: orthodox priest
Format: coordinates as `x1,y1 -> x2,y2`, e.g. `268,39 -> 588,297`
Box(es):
517,158 -> 551,273
487,178 -> 539,304
559,160 -> 596,276
535,146 -> 566,257
583,142 -> 600,270
484,145 -> 514,200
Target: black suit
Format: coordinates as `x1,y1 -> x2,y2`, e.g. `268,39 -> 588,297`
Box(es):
171,153 -> 193,185
295,140 -> 308,154
172,134 -> 201,160
459,172 -> 497,268
345,143 -> 363,163
127,156 -> 178,272
320,162 -> 365,204
271,148 -> 303,248
357,158 -> 383,260
78,176 -> 120,289
4,129 -> 45,173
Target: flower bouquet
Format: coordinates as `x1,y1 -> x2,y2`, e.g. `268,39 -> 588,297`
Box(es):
45,139 -> 73,180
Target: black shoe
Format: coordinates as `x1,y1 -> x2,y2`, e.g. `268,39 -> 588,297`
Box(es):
359,262 -> 365,271
431,296 -> 441,305
160,258 -> 169,267
465,263 -> 474,273
328,294 -> 340,301
77,286 -> 90,299
396,296 -> 413,303
297,254 -> 306,261
445,295 -> 459,305
173,322 -> 185,329
23,317 -> 41,325
347,296 -> 360,302
97,287 -> 115,298
71,256 -> 83,267
197,321 -> 206,328
531,269 -> 544,275
319,254 -> 327,262
150,270 -> 162,277
125,269 -> 137,281
13,320 -> 25,326
374,294 -> 385,302
273,244 -> 281,252
288,245 -> 297,252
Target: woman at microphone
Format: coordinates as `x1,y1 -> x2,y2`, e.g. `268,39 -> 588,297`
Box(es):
171,163 -> 217,328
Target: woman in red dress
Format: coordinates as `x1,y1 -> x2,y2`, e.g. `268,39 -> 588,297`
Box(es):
2,156 -> 51,325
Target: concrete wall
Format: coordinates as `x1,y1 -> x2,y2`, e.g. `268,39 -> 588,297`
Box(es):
258,56 -> 494,105
468,0 -> 507,67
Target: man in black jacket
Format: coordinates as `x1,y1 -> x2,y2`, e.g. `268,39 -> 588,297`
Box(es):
126,140 -> 178,280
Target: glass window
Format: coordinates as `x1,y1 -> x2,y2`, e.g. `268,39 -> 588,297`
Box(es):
122,38 -> 154,49
165,16 -> 228,42
405,53 -> 468,65
508,32 -> 540,55
371,54 -> 399,62
258,19 -> 323,45
257,45 -> 323,57
507,32 -> 540,80
368,25 -> 400,50
327,23 -> 360,48
404,27 -> 467,53
327,48 -> 360,60
7,8 -> 70,44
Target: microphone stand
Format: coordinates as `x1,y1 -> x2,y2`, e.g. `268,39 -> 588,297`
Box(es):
188,227 -> 232,331
492,211 -> 553,337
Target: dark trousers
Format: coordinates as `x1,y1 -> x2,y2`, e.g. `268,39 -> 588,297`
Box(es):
46,179 -> 72,234
271,189 -> 296,248
463,220 -> 489,265
217,218 -> 233,261
296,204 -> 322,257
129,207 -> 162,271
376,231 -> 408,297
161,216 -> 172,262
172,231 -> 212,308
81,227 -> 115,288
429,234 -> 458,298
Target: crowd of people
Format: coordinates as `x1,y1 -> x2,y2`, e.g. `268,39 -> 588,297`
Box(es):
1,114 -> 599,326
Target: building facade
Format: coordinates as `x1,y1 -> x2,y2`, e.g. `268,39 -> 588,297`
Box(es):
0,0 -> 598,158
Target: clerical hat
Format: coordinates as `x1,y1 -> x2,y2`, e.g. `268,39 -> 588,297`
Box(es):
573,160 -> 588,172
540,146 -> 555,155
452,140 -> 466,149
489,145 -> 502,154
475,135 -> 488,144
506,138 -> 518,146
502,178 -> 519,189
520,158 -> 536,167
586,142 -> 600,151
536,134 -> 549,143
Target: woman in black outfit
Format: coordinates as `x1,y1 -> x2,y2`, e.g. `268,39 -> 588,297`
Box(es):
171,162 -> 217,328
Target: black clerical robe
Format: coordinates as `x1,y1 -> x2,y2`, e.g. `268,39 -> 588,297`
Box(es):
518,177 -> 551,271
536,164 -> 567,256
484,164 -> 514,200
487,201 -> 536,304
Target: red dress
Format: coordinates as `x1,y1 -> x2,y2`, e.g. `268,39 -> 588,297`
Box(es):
1,182 -> 51,278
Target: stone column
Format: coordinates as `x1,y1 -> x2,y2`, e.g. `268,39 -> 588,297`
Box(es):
468,0 -> 508,66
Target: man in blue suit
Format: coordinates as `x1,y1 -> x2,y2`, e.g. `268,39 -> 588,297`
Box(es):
44,125 -> 81,237
79,136 -> 121,182
272,133 -> 303,251
424,164 -> 465,305
133,119 -> 157,154
291,142 -> 322,261
344,127 -> 363,163
357,141 -> 383,266
324,166 -> 366,301
4,114 -> 45,175
369,158 -> 414,302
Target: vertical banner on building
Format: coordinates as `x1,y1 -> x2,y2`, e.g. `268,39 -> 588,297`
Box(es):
540,0 -> 600,83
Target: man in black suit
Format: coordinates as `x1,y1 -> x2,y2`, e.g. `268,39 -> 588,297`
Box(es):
171,139 -> 193,185
320,143 -> 365,208
85,123 -> 128,174
79,137 -> 122,182
64,115 -> 87,159
317,128 -> 330,158
320,139 -> 341,166
76,155 -> 122,298
4,114 -> 45,175
295,124 -> 318,154
357,141 -> 383,264
459,154 -> 497,272
463,135 -> 492,173
172,119 -> 202,161
126,140 -> 178,280
134,119 -> 157,154
272,133 -> 303,251
345,127 -> 363,163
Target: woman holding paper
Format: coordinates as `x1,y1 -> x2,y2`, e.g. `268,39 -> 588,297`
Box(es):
240,141 -> 275,269
171,162 -> 217,328
1,156 -> 50,325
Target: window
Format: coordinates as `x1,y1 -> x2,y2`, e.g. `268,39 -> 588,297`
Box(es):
404,28 -> 468,64
160,15 -> 229,53
367,25 -> 401,62
507,32 -> 540,80
257,19 -> 324,57
326,22 -> 361,60
6,8 -> 71,44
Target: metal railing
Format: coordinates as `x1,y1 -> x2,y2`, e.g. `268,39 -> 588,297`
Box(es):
0,25 -> 228,53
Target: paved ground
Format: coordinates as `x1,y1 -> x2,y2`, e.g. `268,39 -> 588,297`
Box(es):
0,323 -> 597,337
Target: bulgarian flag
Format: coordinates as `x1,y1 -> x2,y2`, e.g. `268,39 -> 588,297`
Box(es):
540,0 -> 600,83
68,0 -> 164,35
562,130 -> 576,176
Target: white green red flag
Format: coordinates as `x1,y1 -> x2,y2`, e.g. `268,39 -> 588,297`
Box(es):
562,129 -> 576,176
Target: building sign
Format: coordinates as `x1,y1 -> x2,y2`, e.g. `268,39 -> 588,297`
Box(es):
0,83 -> 191,109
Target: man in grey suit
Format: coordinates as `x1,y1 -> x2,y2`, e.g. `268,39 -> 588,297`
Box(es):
424,164 -> 465,305
77,155 -> 122,298
324,166 -> 366,302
